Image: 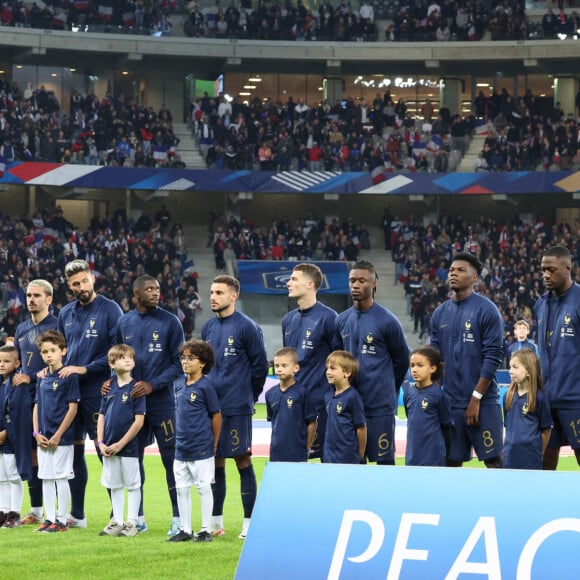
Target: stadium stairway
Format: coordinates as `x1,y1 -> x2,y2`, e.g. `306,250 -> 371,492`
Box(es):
173,123 -> 206,168
456,133 -> 488,172
183,224 -> 419,350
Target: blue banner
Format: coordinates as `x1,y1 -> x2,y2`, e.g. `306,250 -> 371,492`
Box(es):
237,463 -> 580,579
3,161 -> 580,195
237,261 -> 349,295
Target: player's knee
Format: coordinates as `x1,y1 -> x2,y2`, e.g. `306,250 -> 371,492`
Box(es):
484,456 -> 502,468
234,454 -> 252,470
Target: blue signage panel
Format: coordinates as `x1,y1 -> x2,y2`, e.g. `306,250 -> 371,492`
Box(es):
237,261 -> 349,295
237,463 -> 580,579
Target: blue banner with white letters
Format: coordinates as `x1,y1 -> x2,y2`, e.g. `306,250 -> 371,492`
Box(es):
237,261 -> 349,295
236,463 -> 580,579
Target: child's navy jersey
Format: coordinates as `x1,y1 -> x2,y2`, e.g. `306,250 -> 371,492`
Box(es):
58,294 -> 122,389
503,390 -> 552,469
202,310 -> 268,416
99,379 -> 146,458
117,307 -> 184,411
36,371 -> 80,445
324,387 -> 366,464
266,382 -> 317,462
174,375 -> 220,462
430,292 -> 504,408
403,383 -> 453,466
0,376 -> 33,480
336,303 -> 410,417
282,302 -> 340,409
15,314 -> 58,397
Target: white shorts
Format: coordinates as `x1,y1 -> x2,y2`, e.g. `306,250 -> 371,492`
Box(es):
101,456 -> 141,491
173,457 -> 215,490
0,453 -> 20,483
38,445 -> 74,480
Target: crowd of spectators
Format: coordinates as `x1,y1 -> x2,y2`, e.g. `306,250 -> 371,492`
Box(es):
472,88 -> 580,172
0,0 -> 572,43
0,204 -> 201,341
192,90 -> 474,173
382,209 -> 579,360
207,211 -> 370,270
0,78 -> 183,167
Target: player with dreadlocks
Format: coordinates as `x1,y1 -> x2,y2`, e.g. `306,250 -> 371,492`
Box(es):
335,260 -> 409,465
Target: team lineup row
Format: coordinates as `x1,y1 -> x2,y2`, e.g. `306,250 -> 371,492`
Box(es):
0,246 -> 578,539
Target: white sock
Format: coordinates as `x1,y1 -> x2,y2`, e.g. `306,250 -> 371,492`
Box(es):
31,506 -> 44,518
176,487 -> 192,534
43,480 -> 56,522
55,479 -> 70,524
241,517 -> 250,535
211,514 -> 223,530
111,488 -> 124,524
198,484 -> 213,532
127,488 -> 140,525
0,481 -> 9,512
9,479 -> 24,513
137,515 -> 145,525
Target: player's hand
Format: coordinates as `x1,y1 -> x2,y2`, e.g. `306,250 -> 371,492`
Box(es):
36,434 -> 50,449
36,367 -> 49,379
131,381 -> 153,398
59,365 -> 87,378
47,434 -> 61,450
108,442 -> 122,455
12,373 -> 31,386
465,399 -> 480,426
101,378 -> 113,395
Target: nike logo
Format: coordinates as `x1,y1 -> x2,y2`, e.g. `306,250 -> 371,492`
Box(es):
378,451 -> 388,457
341,334 -> 350,339
125,335 -> 133,340
440,324 -> 448,328
485,448 -> 495,454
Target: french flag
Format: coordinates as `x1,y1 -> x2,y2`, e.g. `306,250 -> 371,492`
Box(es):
122,11 -> 135,26
427,135 -> 442,153
474,119 -> 490,136
371,166 -> 386,185
98,5 -> 113,20
73,0 -> 89,10
153,144 -> 170,160
52,12 -> 67,27
412,141 -> 427,152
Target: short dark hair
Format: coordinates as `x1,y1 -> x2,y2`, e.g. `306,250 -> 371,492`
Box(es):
64,259 -> 91,279
37,329 -> 67,350
543,245 -> 571,263
350,260 -> 377,280
274,347 -> 299,364
293,263 -> 323,291
212,275 -> 240,294
133,274 -> 157,292
180,339 -> 215,374
452,252 -> 482,276
410,346 -> 445,383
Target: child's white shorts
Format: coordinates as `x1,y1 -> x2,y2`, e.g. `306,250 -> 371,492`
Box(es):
173,457 -> 215,489
101,456 -> 141,490
38,445 -> 74,480
0,453 -> 20,483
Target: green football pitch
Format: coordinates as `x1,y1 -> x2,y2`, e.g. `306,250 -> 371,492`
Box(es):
3,413 -> 578,579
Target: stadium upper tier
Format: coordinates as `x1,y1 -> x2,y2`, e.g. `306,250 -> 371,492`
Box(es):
0,24 -> 578,77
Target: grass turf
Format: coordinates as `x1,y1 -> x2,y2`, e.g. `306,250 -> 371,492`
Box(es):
4,411 -> 578,579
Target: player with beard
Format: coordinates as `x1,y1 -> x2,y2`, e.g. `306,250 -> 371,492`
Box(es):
430,252 -> 504,468
14,280 -> 58,525
56,260 -> 123,528
116,274 -> 184,535
336,260 -> 409,465
201,275 -> 268,540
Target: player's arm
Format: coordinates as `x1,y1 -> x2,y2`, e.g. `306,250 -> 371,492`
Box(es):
247,324 -> 269,402
356,424 -> 367,462
96,413 -> 111,457
48,401 -> 78,449
540,428 -> 552,456
108,414 -> 145,455
306,420 -> 317,454
32,403 -> 49,449
211,411 -> 222,455
0,428 -> 6,445
386,317 -> 410,389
